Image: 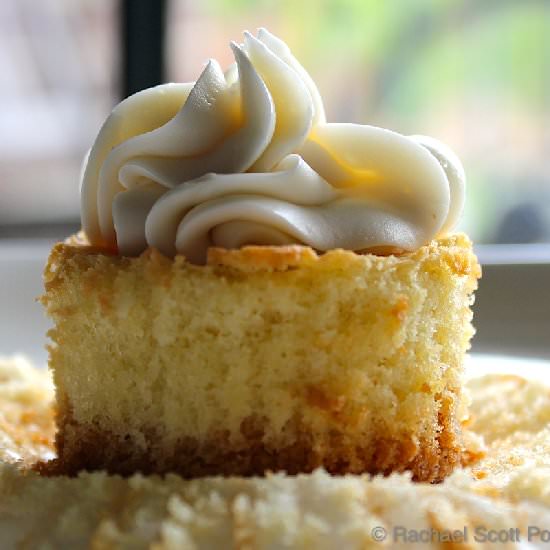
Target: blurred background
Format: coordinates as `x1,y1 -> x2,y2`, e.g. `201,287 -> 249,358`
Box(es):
2,0 -> 549,242
0,0 -> 549,363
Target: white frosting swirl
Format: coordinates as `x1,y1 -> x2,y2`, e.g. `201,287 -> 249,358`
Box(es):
81,28 -> 465,262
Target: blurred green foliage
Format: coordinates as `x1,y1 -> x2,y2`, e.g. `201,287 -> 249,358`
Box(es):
205,0 -> 550,111
207,0 -> 547,109
204,0 -> 549,242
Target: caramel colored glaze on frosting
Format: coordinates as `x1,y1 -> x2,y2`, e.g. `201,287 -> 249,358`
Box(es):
81,29 -> 465,264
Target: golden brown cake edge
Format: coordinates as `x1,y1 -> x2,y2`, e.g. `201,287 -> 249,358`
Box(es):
41,232 -> 480,483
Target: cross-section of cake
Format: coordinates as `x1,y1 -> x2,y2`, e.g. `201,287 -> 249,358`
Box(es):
42,29 -> 480,482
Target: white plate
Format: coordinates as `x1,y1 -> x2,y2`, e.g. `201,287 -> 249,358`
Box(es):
465,353 -> 550,383
0,239 -> 54,366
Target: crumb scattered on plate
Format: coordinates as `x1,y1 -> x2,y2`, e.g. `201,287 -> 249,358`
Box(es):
1,356 -> 549,549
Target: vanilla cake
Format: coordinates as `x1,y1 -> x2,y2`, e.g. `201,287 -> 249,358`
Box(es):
42,233 -> 478,482
42,29 -> 476,481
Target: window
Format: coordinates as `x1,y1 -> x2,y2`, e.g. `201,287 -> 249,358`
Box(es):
0,0 -> 117,233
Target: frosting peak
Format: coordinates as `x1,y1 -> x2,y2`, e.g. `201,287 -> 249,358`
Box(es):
81,28 -> 465,262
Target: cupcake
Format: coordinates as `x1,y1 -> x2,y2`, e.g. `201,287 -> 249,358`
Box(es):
42,29 -> 479,482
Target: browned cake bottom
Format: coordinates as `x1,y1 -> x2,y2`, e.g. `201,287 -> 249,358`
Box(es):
43,392 -> 462,483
